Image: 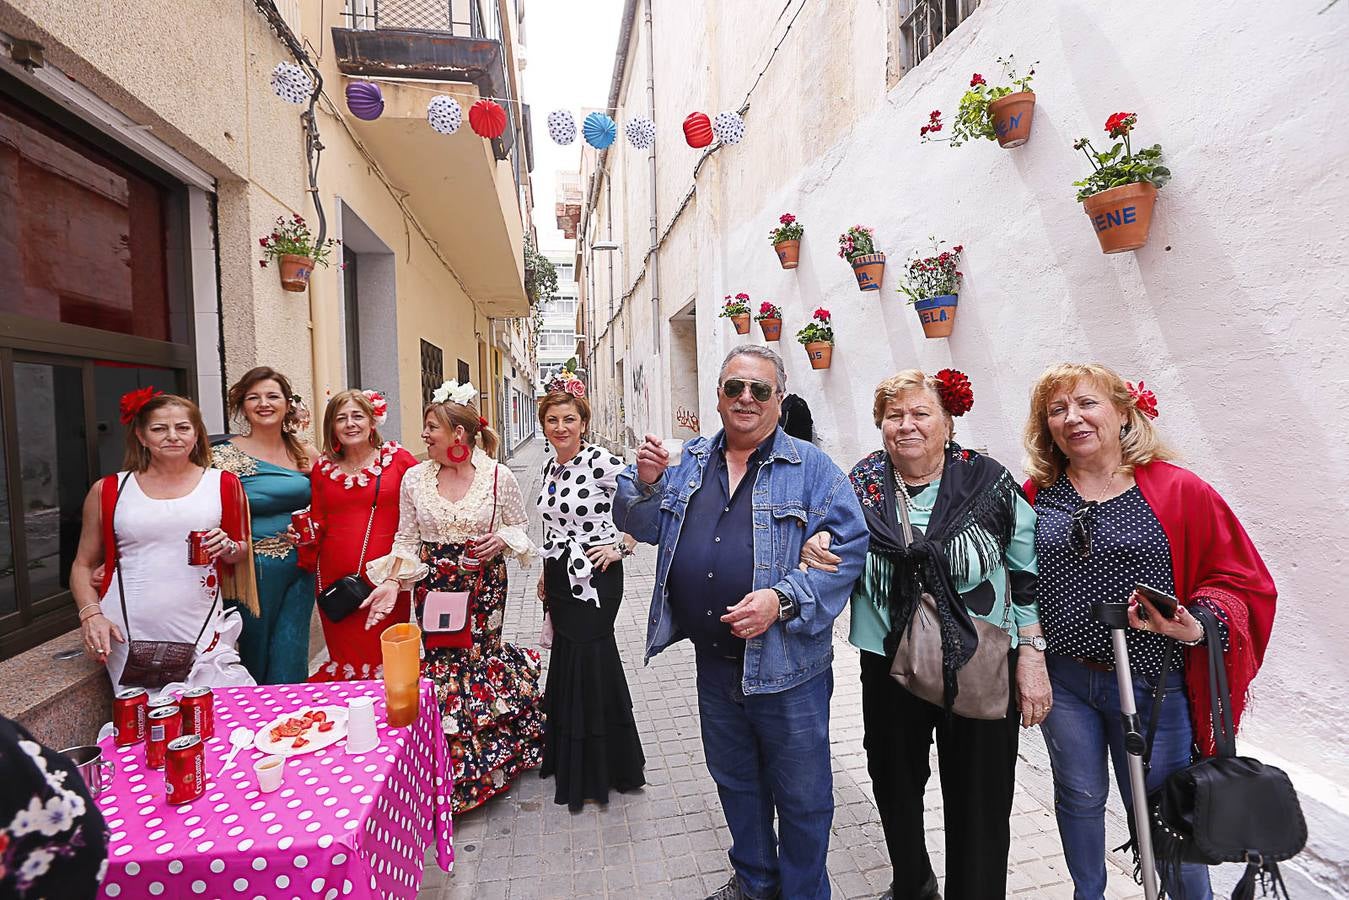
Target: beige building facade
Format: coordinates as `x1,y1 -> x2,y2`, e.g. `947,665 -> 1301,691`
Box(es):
0,0 -> 538,736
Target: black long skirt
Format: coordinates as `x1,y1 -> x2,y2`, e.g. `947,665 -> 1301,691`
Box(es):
539,552 -> 646,810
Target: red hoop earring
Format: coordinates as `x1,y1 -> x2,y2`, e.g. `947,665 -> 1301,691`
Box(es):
447,440 -> 471,464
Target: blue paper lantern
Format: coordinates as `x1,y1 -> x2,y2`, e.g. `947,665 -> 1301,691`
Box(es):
583,112 -> 617,150
345,81 -> 384,121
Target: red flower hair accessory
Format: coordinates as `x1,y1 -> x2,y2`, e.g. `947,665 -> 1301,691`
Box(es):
478,416 -> 489,428
933,369 -> 974,417
1127,380 -> 1159,419
362,390 -> 389,426
119,386 -> 163,425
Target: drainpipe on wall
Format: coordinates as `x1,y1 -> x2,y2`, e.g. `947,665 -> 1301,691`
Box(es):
643,0 -> 660,354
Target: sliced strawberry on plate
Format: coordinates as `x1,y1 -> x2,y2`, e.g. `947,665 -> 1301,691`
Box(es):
292,736 -> 309,749
311,710 -> 327,722
317,720 -> 335,733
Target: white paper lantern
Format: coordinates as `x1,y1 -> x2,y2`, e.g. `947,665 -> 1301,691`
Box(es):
712,111 -> 745,145
546,109 -> 576,145
270,62 -> 312,105
427,95 -> 463,135
624,114 -> 657,150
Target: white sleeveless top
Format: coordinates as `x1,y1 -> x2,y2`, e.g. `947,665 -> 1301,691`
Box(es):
101,469 -> 255,698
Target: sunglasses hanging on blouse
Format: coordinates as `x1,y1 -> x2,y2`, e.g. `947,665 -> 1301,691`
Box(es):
1070,502 -> 1096,559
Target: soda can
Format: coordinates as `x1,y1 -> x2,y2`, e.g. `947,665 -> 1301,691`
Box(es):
165,735 -> 206,805
147,694 -> 178,713
459,539 -> 481,575
187,530 -> 212,566
291,509 -> 317,544
113,687 -> 149,747
180,687 -> 214,740
146,705 -> 182,769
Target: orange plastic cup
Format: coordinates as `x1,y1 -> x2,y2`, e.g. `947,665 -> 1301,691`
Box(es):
380,623 -> 422,728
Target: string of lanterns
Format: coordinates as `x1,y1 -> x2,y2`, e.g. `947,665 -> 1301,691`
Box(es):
273,64 -> 747,150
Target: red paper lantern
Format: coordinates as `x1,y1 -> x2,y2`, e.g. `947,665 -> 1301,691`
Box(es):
683,112 -> 713,148
469,99 -> 508,139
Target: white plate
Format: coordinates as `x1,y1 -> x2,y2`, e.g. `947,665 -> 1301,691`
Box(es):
253,706 -> 349,757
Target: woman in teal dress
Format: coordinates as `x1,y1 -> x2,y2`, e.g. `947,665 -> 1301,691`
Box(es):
212,366 -> 319,684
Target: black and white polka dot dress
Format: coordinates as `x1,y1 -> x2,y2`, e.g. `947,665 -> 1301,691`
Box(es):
535,444 -> 623,606
1034,475 -> 1180,680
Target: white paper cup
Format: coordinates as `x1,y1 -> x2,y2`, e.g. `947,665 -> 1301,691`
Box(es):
345,696 -> 379,755
253,755 -> 285,793
662,438 -> 685,466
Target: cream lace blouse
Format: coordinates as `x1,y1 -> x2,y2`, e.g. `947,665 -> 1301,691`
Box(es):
365,448 -> 536,585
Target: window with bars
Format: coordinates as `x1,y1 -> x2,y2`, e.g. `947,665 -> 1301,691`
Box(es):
420,339 -> 444,407
895,0 -> 981,78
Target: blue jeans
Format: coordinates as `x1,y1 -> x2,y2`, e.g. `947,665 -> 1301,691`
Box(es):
696,654 -> 834,900
1041,654 -> 1213,900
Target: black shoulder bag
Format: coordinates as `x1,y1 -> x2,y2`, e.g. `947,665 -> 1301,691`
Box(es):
1139,606 -> 1306,899
115,473 -> 218,689
316,471 -> 382,623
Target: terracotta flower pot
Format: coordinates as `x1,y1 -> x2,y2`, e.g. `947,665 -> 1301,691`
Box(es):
730,313 -> 751,335
804,342 -> 833,369
850,252 -> 885,291
988,91 -> 1036,149
278,254 -> 316,292
774,240 -> 800,269
1081,182 -> 1158,254
758,318 -> 783,341
912,294 -> 959,339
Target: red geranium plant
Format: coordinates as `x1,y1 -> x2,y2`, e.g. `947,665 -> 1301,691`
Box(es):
754,300 -> 782,321
769,213 -> 804,245
258,213 -> 339,268
795,307 -> 834,345
837,225 -> 878,262
897,238 -> 964,303
1072,112 -> 1171,200
719,293 -> 751,317
921,55 -> 1037,147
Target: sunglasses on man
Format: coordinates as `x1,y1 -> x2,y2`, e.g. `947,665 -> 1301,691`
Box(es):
720,378 -> 776,402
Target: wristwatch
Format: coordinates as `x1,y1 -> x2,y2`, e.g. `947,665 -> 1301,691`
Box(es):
773,588 -> 799,622
1022,635 -> 1048,652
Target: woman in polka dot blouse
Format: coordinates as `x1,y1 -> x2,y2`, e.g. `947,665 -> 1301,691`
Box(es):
532,376 -> 646,811
1023,363 -> 1276,900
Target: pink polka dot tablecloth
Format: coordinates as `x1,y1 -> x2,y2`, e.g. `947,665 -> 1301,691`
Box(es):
95,679 -> 452,899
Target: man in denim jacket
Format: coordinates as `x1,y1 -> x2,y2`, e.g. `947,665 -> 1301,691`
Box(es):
615,346 -> 868,900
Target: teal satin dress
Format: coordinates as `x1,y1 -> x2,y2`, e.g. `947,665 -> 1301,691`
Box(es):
212,442 -> 315,684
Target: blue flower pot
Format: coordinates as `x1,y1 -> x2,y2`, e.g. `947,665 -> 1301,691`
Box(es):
913,294 -> 958,338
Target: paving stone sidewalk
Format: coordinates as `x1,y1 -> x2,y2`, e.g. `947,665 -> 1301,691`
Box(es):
417,438 -> 1145,899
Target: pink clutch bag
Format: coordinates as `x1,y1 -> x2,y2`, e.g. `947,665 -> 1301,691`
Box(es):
422,591 -> 470,633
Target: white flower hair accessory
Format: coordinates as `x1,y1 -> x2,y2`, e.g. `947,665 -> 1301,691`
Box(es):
363,389 -> 389,425
431,380 -> 477,406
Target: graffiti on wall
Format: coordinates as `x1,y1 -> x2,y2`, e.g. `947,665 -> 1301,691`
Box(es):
631,361 -> 650,438
674,406 -> 700,435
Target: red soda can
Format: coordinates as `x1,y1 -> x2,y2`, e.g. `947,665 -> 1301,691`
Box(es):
459,539 -> 481,575
146,705 -> 182,769
180,687 -> 214,740
113,688 -> 149,747
291,509 -> 317,544
165,735 -> 206,805
187,531 -> 212,566
147,694 -> 177,714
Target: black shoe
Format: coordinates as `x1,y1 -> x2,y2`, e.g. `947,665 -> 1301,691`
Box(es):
885,874 -> 939,900
705,877 -> 745,900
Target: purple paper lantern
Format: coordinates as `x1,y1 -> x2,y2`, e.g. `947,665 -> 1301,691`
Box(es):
345,81 -> 384,121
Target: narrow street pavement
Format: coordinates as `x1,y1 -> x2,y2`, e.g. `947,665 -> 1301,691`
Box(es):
417,437 -> 1143,899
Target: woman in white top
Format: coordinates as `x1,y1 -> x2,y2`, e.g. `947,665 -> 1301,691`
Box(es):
71,391 -> 256,697
363,382 -> 541,814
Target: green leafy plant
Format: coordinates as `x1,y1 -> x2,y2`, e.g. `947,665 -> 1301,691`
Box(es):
837,225 -> 877,262
796,307 -> 834,344
1072,112 -> 1171,201
257,214 -> 338,268
921,55 -> 1037,147
897,238 -> 964,304
523,236 -> 558,306
719,293 -> 751,317
769,213 -> 804,245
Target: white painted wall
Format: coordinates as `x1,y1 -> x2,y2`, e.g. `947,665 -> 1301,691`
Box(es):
584,0 -> 1349,888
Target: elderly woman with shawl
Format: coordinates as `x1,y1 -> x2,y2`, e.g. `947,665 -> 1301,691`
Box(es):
1022,364 -> 1276,900
802,369 -> 1048,900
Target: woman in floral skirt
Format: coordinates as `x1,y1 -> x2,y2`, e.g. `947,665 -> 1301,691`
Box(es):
362,381 -> 542,813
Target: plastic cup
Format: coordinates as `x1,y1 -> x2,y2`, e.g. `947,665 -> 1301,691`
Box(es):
345,696 -> 379,755
380,623 -> 422,728
253,755 -> 284,793
662,438 -> 685,466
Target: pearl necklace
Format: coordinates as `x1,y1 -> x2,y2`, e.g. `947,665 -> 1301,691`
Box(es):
894,467 -> 940,513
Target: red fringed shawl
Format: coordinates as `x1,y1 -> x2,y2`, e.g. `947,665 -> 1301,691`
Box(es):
1026,461 -> 1276,757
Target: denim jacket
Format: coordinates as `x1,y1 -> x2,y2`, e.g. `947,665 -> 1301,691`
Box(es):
614,427 -> 869,694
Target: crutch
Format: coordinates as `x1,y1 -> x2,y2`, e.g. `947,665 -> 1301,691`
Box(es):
1091,600 -> 1161,900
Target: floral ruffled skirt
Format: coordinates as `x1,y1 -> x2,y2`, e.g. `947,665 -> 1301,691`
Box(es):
417,541 -> 543,814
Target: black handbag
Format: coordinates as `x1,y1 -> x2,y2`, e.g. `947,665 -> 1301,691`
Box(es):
1137,606 -> 1306,899
112,473 -> 217,689
316,471 -> 381,623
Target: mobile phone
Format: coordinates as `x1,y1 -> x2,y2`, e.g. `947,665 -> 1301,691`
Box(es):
1134,583 -> 1179,620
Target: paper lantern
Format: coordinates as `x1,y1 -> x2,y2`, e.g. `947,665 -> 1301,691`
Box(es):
624,114 -> 657,150
345,81 -> 384,121
712,111 -> 745,145
582,112 -> 617,149
469,99 -> 508,139
683,112 -> 713,148
270,62 -> 312,105
546,109 -> 576,145
427,95 -> 463,135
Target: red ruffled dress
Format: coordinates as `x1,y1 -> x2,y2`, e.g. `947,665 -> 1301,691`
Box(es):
302,441 -> 420,682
